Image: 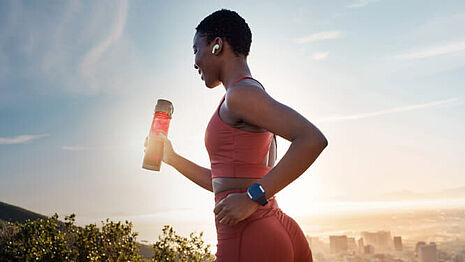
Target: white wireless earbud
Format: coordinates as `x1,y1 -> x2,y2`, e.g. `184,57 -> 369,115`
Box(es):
212,44 -> 220,54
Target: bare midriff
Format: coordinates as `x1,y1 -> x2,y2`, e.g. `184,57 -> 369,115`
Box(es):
212,136 -> 276,195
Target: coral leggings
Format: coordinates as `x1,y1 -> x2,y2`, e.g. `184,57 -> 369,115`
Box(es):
214,188 -> 313,262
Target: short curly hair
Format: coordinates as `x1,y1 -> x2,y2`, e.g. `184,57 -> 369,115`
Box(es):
195,9 -> 252,57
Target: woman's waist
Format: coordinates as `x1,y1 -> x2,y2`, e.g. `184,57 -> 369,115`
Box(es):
213,183 -> 276,205
212,177 -> 261,194
210,163 -> 272,181
214,194 -> 280,235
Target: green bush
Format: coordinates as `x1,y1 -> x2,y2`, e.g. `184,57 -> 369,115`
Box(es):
0,213 -> 142,261
0,214 -> 215,262
152,225 -> 215,262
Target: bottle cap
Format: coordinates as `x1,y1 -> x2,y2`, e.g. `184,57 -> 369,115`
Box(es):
155,99 -> 174,117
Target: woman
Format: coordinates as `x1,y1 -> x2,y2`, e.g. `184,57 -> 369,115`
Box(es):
156,9 -> 328,262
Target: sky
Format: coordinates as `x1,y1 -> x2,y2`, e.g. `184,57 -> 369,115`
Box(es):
1,0 -> 465,244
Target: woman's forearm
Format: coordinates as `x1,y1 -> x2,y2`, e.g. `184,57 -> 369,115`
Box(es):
258,135 -> 328,200
168,152 -> 213,192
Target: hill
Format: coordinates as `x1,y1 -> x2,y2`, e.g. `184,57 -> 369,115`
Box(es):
0,201 -> 47,223
0,201 -> 154,259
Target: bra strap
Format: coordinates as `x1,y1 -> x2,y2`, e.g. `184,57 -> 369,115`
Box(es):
232,76 -> 266,91
232,75 -> 254,84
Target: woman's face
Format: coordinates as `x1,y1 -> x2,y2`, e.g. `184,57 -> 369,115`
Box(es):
193,32 -> 222,88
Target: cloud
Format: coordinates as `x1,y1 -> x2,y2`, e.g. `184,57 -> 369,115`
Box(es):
316,97 -> 464,123
61,145 -> 88,151
80,0 -> 129,83
61,144 -> 138,151
392,40 -> 465,60
0,0 -> 139,101
0,134 -> 49,144
310,52 -> 329,60
295,31 -> 344,44
347,0 -> 379,8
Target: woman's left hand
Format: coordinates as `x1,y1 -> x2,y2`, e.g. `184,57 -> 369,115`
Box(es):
214,192 -> 260,226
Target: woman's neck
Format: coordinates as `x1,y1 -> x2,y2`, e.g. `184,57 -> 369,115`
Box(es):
220,57 -> 252,90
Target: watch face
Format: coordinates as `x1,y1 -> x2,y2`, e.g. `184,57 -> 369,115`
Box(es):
258,185 -> 264,193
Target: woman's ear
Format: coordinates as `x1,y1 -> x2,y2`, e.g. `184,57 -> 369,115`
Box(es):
212,37 -> 224,54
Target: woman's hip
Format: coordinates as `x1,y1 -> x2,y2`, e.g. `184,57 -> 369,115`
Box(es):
214,205 -> 312,261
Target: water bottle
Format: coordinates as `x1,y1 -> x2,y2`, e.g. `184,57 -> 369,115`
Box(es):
142,99 -> 174,171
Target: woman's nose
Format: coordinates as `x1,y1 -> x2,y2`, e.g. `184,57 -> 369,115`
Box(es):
194,64 -> 199,70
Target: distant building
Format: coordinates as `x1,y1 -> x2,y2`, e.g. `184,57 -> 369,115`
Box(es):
361,231 -> 378,246
364,244 -> 375,254
361,230 -> 392,251
377,231 -> 391,250
416,241 -> 426,255
393,236 -> 403,251
308,236 -> 326,252
358,238 -> 364,254
418,242 -> 438,262
329,235 -> 348,253
347,237 -> 357,250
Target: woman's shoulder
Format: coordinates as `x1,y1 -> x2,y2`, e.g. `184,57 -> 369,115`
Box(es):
223,80 -> 273,132
224,80 -> 273,120
226,79 -> 267,103
232,77 -> 266,91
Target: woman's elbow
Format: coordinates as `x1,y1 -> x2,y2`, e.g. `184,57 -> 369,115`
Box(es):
314,137 -> 328,151
320,136 -> 328,148
304,131 -> 328,150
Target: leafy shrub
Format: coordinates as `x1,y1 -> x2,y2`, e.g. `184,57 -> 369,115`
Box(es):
0,213 -> 142,261
0,214 -> 215,262
152,225 -> 215,262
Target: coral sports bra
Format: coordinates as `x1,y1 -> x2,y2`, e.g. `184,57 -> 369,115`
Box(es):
205,76 -> 277,179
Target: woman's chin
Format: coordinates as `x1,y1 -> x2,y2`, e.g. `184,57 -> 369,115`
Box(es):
203,78 -> 213,88
202,77 -> 220,89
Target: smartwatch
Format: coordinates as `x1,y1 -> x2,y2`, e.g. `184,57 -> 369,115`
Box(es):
247,183 -> 268,206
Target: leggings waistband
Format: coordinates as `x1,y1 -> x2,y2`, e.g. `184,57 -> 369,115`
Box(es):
215,188 -> 277,209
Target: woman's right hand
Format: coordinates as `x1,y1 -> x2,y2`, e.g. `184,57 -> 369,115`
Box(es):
144,133 -> 176,166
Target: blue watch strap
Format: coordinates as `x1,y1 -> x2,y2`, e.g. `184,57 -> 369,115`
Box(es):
247,183 -> 268,206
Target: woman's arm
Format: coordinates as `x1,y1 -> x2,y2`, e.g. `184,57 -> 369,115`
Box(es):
258,135 -> 326,199
226,86 -> 328,199
152,133 -> 213,192
167,152 -> 213,192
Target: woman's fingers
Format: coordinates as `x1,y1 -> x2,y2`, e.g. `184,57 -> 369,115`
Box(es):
226,218 -> 236,226
216,208 -> 229,221
216,209 -> 238,226
220,216 -> 231,225
215,208 -> 227,222
214,200 -> 225,214
215,203 -> 238,226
